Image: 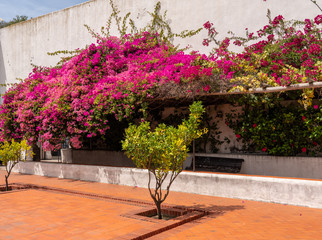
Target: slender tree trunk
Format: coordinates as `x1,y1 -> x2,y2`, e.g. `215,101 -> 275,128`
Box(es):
193,140 -> 195,171
156,201 -> 162,219
5,175 -> 8,191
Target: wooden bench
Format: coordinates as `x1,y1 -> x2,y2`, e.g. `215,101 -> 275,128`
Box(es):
187,156 -> 244,173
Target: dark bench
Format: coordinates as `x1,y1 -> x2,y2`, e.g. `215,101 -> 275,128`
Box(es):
187,156 -> 244,173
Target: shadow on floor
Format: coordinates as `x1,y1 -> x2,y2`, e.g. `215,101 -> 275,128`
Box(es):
177,203 -> 245,220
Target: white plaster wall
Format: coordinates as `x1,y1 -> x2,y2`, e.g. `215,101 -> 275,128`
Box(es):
0,40 -> 5,104
0,0 -> 321,98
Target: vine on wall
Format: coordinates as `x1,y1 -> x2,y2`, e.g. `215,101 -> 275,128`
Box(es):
0,0 -> 321,156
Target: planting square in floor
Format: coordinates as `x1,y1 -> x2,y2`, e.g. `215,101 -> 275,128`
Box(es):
122,207 -> 189,222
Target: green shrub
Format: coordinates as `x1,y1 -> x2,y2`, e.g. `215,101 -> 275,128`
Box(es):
0,139 -> 32,191
122,101 -> 207,219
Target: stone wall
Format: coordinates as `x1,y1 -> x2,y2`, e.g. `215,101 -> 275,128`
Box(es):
13,162 -> 322,208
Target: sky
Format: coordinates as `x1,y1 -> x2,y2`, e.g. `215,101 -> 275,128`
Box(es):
0,0 -> 90,22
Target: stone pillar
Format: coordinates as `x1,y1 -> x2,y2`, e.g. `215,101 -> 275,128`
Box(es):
44,151 -> 52,160
61,148 -> 73,163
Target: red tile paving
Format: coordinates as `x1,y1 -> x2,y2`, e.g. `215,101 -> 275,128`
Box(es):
0,189 -> 156,239
1,170 -> 322,239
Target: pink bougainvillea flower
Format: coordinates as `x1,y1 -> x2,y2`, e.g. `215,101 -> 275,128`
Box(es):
203,21 -> 213,30
313,105 -> 319,109
302,116 -> 306,121
302,147 -> 307,153
304,19 -> 313,33
314,15 -> 322,25
272,15 -> 284,26
203,85 -> 211,92
236,134 -> 241,138
267,34 -> 274,42
252,123 -> 257,128
202,39 -> 210,46
308,44 -> 321,55
233,40 -> 242,46
262,147 -> 267,152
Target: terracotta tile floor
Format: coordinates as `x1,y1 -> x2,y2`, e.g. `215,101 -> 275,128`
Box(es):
1,170 -> 322,239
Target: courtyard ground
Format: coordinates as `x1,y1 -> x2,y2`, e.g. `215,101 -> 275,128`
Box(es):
0,170 -> 322,239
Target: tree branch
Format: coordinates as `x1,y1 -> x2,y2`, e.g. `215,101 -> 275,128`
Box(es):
310,0 -> 322,12
161,170 -> 181,203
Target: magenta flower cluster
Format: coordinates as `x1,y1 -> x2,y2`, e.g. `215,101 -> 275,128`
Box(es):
203,14 -> 322,86
0,32 -> 213,150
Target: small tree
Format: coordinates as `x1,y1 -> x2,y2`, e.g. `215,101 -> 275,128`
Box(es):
122,101 -> 207,219
0,15 -> 29,28
0,139 -> 31,191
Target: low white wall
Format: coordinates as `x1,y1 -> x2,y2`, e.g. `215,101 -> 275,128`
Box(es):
40,149 -> 322,179
13,162 -> 322,209
193,153 -> 322,179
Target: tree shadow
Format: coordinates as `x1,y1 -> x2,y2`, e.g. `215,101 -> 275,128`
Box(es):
176,203 -> 245,220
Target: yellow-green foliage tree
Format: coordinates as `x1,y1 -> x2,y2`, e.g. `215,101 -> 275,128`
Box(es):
0,139 -> 31,191
122,101 -> 207,219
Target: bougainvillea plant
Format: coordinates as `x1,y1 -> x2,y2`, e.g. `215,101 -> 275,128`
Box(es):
0,1 -> 213,151
0,0 -> 321,157
201,8 -> 322,97
0,33 -> 214,150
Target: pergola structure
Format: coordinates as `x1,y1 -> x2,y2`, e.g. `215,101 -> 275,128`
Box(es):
148,81 -> 322,171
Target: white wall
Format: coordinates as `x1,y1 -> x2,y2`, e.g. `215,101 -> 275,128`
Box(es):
13,162 -> 322,209
0,0 -> 321,99
0,40 -> 5,103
